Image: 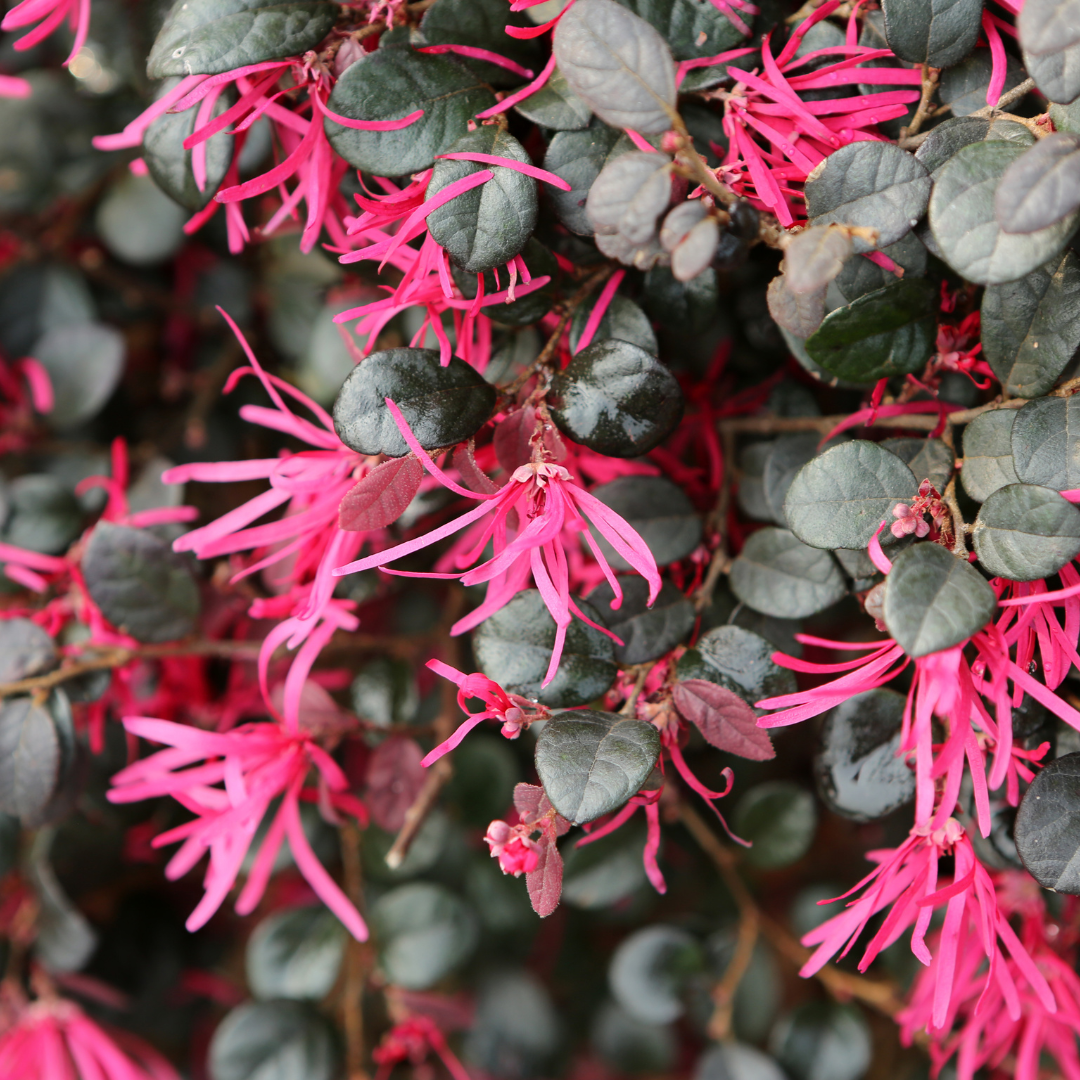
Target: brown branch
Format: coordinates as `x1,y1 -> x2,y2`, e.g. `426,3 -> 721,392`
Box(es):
679,803 -> 906,1021
899,65 -> 941,142
942,477 -> 970,557
340,822 -> 372,1080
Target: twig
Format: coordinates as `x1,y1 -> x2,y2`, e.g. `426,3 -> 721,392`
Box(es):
619,664 -> 654,716
340,822 -> 372,1080
679,803 -> 906,1020
899,65 -> 941,141
973,76 -> 1038,117
942,477 -> 970,557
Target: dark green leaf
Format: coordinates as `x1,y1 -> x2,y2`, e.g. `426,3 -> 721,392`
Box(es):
880,0 -> 982,67
1050,96 -> 1080,133
586,151 -> 672,243
914,115 -> 1034,176
535,709 -> 660,824
419,0 -> 542,87
143,78 -> 234,211
675,625 -> 797,706
246,906 -> 347,1001
805,142 -> 931,251
564,827 -> 650,910
466,972 -> 561,1076
148,0 -> 335,78
444,736 -> 520,828
0,697 -> 58,823
617,0 -> 748,63
549,339 -> 683,457
371,883 -> 477,989
453,238 -> 558,326
29,830 -> 96,972
733,782 -> 817,868
960,408 -> 1020,500
1020,0 -> 1080,103
0,618 -> 57,683
642,264 -> 720,334
83,522 -> 200,644
736,442 -> 775,522
995,133 -> 1080,233
473,590 -> 618,707
939,47 -> 1027,115
784,440 -> 920,549
514,66 -> 593,129
426,127 -> 538,273
588,476 -> 702,567
554,0 -> 677,134
32,322 -> 124,428
1,475 -> 82,555
672,680 -> 775,760
929,140 -> 1080,285
1011,394 -> 1080,490
972,483 -> 1080,580
831,233 -> 927,303
208,1000 -> 338,1080
543,119 -> 624,235
763,432 -> 818,526
768,1003 -> 872,1080
351,657 -> 420,728
880,437 -> 954,492
332,347 -> 496,457
1015,751 -> 1080,891
325,48 -> 496,176
570,294 -> 657,354
589,577 -> 695,664
609,925 -> 703,1023
805,278 -> 937,381
728,528 -> 846,618
592,1000 -> 676,1073
981,251 -> 1080,397
814,689 -> 914,822
882,541 -> 997,656
695,1044 -> 787,1080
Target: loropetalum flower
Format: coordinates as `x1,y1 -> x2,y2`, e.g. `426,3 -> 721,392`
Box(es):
0,351 -> 50,456
716,0 -> 923,226
333,402 -> 662,684
899,872 -> 1080,1080
1,0 -> 90,66
0,991 -> 180,1080
372,1015 -> 472,1080
484,818 -> 541,877
890,480 -> 950,540
108,714 -> 368,940
422,660 -> 548,765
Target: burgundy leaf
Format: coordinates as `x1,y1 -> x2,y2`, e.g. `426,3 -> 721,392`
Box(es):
513,782 -> 571,834
494,407 -> 566,475
453,440 -> 499,495
672,680 -> 776,761
338,456 -> 423,531
526,831 -> 564,917
365,736 -> 426,831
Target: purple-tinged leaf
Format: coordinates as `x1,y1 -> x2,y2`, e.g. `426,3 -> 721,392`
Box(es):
366,737 -> 426,832
672,680 -> 775,761
526,831 -> 564,917
338,456 -> 423,532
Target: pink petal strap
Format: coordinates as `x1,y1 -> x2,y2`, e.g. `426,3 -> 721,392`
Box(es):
435,151 -> 572,190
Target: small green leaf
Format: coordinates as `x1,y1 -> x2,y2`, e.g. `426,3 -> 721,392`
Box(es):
1011,393 -> 1080,490
589,577 -> 695,665
371,883 -> 478,989
763,432 -> 818,526
815,689 -> 914,822
784,440 -> 920,550
972,483 -> 1080,580
148,0 -> 335,78
82,522 -> 200,644
980,251 -> 1080,397
1015,751 -> 1080,892
729,528 -> 847,619
929,140 -> 1080,285
939,48 -> 1027,115
831,232 -> 927,303
535,709 -> 660,824
734,782 -> 817,869
514,65 -> 593,129
554,0 -> 677,134
549,339 -> 683,457
543,119 -> 624,235
769,1003 -> 872,1080
880,437 -> 954,492
1020,0 -> 1080,104
569,294 -> 657,354
805,142 -> 931,251
246,906 -> 347,1001
332,347 -> 496,457
588,476 -> 702,567
1,476 -> 82,555
0,618 -> 57,683
914,115 -> 1034,176
616,0 -> 749,64
882,542 -> 997,656
31,321 -> 124,428
0,698 -> 59,823
675,625 -> 797,706
209,1000 -> 338,1080
419,0 -> 542,87
453,238 -> 558,327
608,925 -> 703,1023
696,1044 -> 786,1080
880,0 -> 983,67
426,127 -> 538,273
805,278 -> 937,382
325,47 -> 496,176
473,590 -> 618,708
959,408 -> 1020,500
995,133 -> 1080,233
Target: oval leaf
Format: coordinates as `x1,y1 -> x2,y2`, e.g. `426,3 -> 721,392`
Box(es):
1015,751 -> 1080,892
880,0 -> 983,67
338,456 -> 424,532
246,906 -> 347,1002
0,698 -> 59,823
1020,0 -> 1080,103
589,577 -> 695,665
882,541 -> 997,656
209,1000 -> 338,1080
535,710 -> 661,825
995,132 -> 1080,234
729,528 -> 847,619
675,625 -> 797,706
1011,394 -> 1080,490
960,408 -> 1020,500
672,681 -> 775,761
734,782 -> 817,869
972,483 -> 1080,580
588,476 -> 702,568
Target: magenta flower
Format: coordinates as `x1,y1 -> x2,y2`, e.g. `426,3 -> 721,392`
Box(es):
333,402 -> 662,684
108,715 -> 368,940
484,819 -> 541,877
0,75 -> 30,98
422,659 -> 548,765
0,351 -> 51,455
898,872 -> 1080,1080
1,0 -> 90,66
0,993 -> 180,1080
717,0 -> 922,225
802,819 -> 1056,1031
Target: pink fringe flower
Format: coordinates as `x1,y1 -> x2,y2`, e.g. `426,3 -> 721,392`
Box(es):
1,0 -> 90,66
484,818 -> 541,876
0,993 -> 179,1080
108,715 -> 368,940
333,402 -> 662,684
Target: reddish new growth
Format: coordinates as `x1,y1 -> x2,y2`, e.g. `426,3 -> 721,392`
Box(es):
891,480 -> 951,542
